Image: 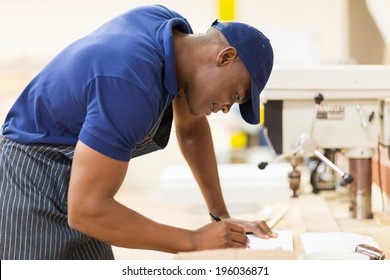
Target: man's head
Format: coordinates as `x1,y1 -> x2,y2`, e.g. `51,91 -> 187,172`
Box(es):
211,20 -> 273,125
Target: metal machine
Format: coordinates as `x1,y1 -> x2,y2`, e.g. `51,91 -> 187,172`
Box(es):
259,65 -> 390,219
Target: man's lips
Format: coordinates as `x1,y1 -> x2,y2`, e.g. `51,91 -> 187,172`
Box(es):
207,103 -> 215,116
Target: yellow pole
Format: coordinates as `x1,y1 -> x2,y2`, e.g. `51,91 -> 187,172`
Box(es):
218,0 -> 235,21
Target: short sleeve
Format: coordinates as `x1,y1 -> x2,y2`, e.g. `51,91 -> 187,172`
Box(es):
79,76 -> 161,161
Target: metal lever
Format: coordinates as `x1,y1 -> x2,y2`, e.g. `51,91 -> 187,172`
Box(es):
258,134 -> 316,169
313,149 -> 353,184
258,146 -> 300,170
258,134 -> 353,185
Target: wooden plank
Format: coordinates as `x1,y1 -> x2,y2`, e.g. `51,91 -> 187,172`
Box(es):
297,194 -> 340,232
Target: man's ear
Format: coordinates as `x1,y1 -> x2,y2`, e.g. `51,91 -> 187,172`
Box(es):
216,46 -> 238,66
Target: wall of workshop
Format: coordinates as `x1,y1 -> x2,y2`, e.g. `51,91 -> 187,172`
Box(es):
0,0 -> 384,189
0,0 -> 352,67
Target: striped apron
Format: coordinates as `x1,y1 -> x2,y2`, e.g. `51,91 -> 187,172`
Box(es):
0,98 -> 173,260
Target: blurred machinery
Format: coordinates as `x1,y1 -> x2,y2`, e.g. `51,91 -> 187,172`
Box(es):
259,65 -> 390,219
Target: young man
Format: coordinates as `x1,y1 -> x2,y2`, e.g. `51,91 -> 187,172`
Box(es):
0,5 -> 275,259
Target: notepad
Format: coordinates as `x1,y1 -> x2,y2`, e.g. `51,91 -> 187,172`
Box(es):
247,230 -> 294,251
300,232 -> 381,254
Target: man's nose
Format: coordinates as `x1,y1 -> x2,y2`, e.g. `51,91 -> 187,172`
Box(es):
221,104 -> 231,114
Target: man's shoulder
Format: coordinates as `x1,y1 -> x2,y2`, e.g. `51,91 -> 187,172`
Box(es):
120,4 -> 184,22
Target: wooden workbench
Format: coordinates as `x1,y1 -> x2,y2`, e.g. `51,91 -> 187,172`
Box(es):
272,190 -> 390,259
112,185 -> 389,260
175,190 -> 390,260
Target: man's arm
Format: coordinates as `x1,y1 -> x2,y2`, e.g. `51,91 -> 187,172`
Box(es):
173,95 -> 229,218
173,95 -> 277,239
67,141 -> 248,253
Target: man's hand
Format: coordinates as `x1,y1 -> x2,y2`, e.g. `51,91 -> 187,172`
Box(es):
190,222 -> 249,250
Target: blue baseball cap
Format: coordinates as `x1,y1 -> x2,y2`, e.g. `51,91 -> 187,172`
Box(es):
211,20 -> 273,125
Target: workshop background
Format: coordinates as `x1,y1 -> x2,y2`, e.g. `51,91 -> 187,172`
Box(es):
1,0 -> 389,259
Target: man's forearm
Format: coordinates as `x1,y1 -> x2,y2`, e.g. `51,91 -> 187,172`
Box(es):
69,194 -> 195,253
176,117 -> 229,217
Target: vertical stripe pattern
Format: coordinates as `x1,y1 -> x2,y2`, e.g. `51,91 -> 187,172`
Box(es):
132,95 -> 173,158
0,136 -> 114,259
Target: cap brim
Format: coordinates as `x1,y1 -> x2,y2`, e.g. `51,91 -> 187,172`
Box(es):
239,79 -> 260,125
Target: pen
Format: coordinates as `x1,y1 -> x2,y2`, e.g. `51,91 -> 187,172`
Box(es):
209,212 -> 222,222
209,212 -> 251,248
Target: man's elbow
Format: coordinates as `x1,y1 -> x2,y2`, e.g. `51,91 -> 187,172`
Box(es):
67,201 -> 97,232
67,206 -> 84,231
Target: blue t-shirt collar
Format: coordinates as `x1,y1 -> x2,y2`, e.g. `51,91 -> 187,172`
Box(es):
163,18 -> 193,96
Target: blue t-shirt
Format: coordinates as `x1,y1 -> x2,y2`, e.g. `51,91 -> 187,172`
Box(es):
1,5 -> 193,161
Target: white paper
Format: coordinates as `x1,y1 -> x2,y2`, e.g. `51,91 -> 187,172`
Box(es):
247,230 -> 293,251
300,232 -> 380,254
